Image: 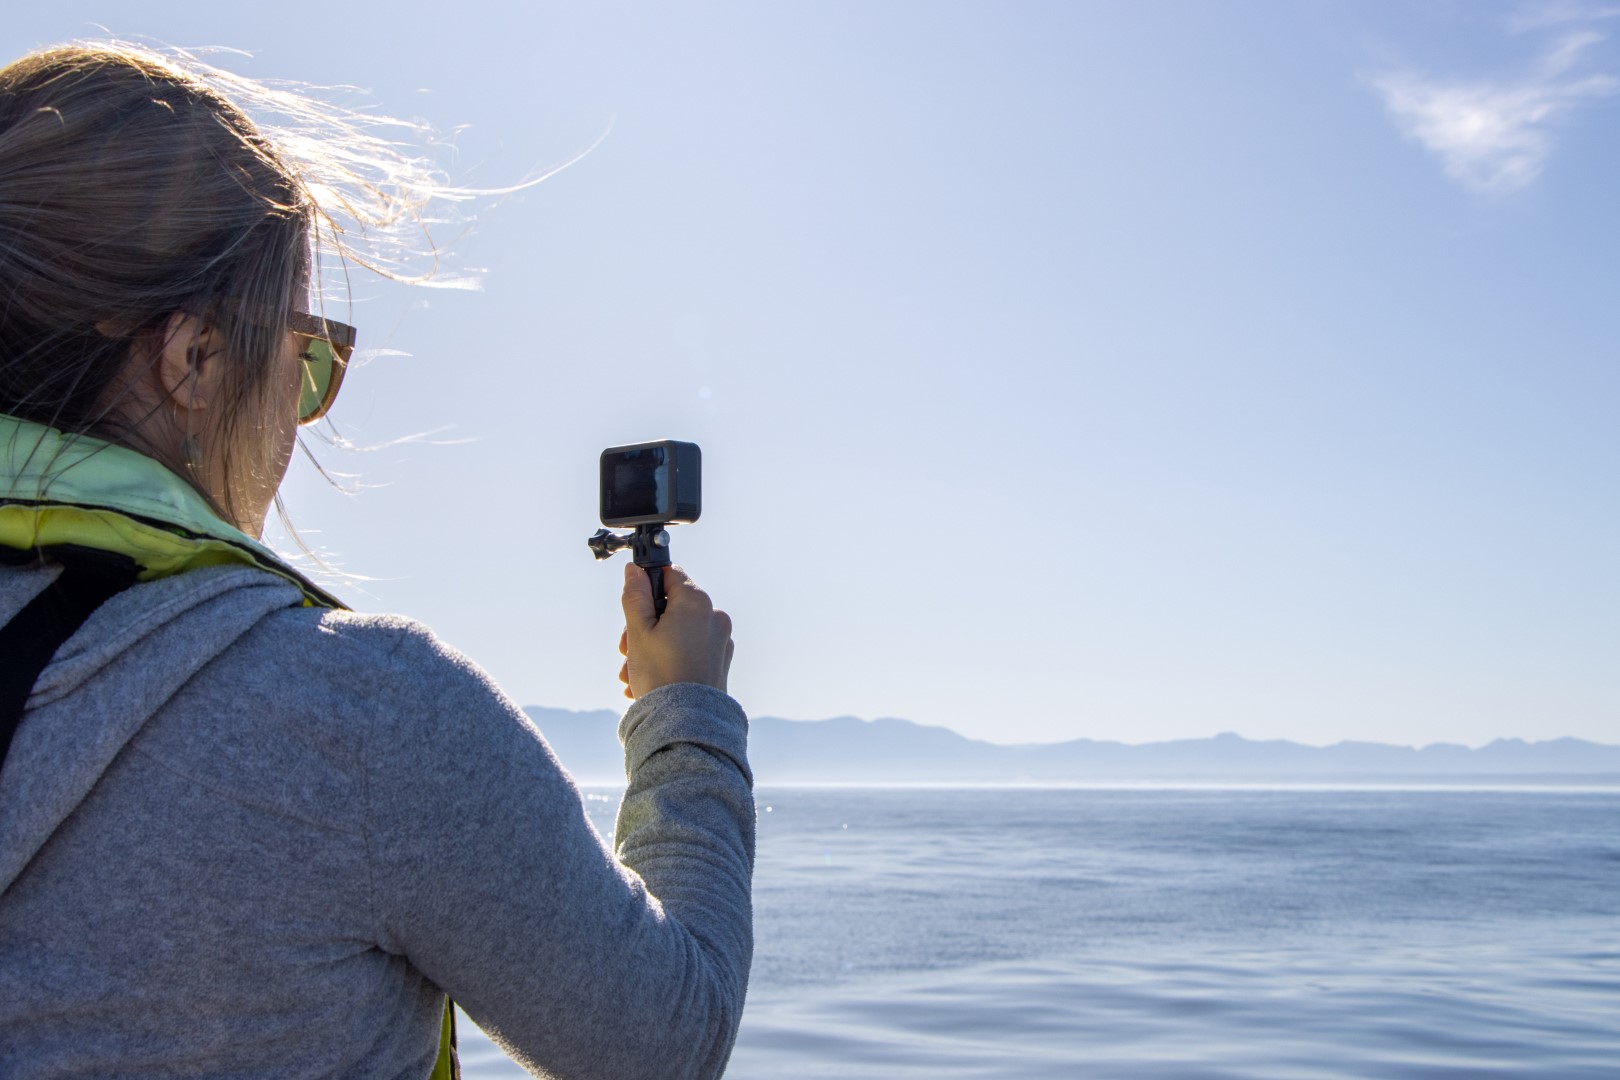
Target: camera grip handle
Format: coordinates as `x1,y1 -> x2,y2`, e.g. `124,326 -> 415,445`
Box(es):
646,565 -> 667,618
628,524 -> 673,619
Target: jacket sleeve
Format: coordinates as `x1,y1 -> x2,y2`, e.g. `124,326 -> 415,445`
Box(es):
356,619 -> 755,1080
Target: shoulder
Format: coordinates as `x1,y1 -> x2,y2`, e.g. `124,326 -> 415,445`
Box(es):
255,603 -> 480,670
189,598 -> 568,820
240,604 -> 524,730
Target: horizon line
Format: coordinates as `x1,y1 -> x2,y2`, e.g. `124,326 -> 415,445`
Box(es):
521,704 -> 1619,754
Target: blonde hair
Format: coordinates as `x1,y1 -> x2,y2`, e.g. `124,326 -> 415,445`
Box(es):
0,42 -> 464,521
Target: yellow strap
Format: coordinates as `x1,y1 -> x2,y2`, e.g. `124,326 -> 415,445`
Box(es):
429,1000 -> 460,1080
0,503 -> 341,609
0,504 -> 254,580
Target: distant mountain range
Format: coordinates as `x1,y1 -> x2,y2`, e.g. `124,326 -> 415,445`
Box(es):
523,707 -> 1620,785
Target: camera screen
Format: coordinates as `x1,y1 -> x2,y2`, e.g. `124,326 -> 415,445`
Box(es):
606,447 -> 668,521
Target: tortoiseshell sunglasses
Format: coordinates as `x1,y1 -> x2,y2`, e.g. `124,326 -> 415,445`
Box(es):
288,311 -> 357,425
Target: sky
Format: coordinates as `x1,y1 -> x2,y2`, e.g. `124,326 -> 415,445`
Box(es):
7,2 -> 1617,748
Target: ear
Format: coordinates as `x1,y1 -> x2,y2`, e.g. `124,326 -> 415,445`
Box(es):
153,311 -> 227,415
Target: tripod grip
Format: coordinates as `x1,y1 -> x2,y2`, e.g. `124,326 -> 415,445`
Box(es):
646,565 -> 667,618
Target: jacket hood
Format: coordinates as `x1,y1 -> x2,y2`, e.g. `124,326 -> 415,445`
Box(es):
0,565 -> 307,895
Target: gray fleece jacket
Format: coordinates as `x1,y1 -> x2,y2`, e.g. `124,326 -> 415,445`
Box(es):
0,562 -> 754,1079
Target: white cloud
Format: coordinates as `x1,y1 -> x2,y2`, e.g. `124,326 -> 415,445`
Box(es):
1371,31 -> 1618,193
1507,1 -> 1620,34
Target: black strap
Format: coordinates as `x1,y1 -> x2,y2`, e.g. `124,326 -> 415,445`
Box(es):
0,548 -> 138,773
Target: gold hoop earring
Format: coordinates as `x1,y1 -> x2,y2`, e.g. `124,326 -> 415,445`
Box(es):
181,434 -> 203,472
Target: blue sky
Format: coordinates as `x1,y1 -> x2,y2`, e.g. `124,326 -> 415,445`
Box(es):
9,2 -> 1618,747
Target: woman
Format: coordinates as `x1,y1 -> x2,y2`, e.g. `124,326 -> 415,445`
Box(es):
0,44 -> 752,1080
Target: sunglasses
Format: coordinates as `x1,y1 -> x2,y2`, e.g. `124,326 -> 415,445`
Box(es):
288,311 -> 357,425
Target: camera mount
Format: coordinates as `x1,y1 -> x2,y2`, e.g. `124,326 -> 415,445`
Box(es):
588,524 -> 673,616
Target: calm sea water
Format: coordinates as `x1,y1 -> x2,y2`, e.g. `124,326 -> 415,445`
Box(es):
459,786 -> 1620,1078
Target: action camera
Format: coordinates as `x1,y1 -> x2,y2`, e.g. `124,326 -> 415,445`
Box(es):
588,440 -> 702,618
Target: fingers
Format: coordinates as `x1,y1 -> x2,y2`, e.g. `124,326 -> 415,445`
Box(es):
615,562 -> 732,699
657,564 -> 699,616
620,561 -> 656,631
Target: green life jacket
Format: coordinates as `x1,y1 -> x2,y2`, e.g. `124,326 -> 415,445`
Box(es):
0,413 -> 460,1080
0,413 -> 342,607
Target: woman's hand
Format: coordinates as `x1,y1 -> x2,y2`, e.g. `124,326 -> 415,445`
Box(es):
618,562 -> 735,700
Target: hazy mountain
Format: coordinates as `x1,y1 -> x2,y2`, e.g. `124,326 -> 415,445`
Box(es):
523,706 -> 1620,785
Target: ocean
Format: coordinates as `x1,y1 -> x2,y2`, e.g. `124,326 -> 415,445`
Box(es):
457,786 -> 1620,1078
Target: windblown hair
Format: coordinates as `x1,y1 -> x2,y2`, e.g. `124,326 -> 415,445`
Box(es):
0,42 -> 463,522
